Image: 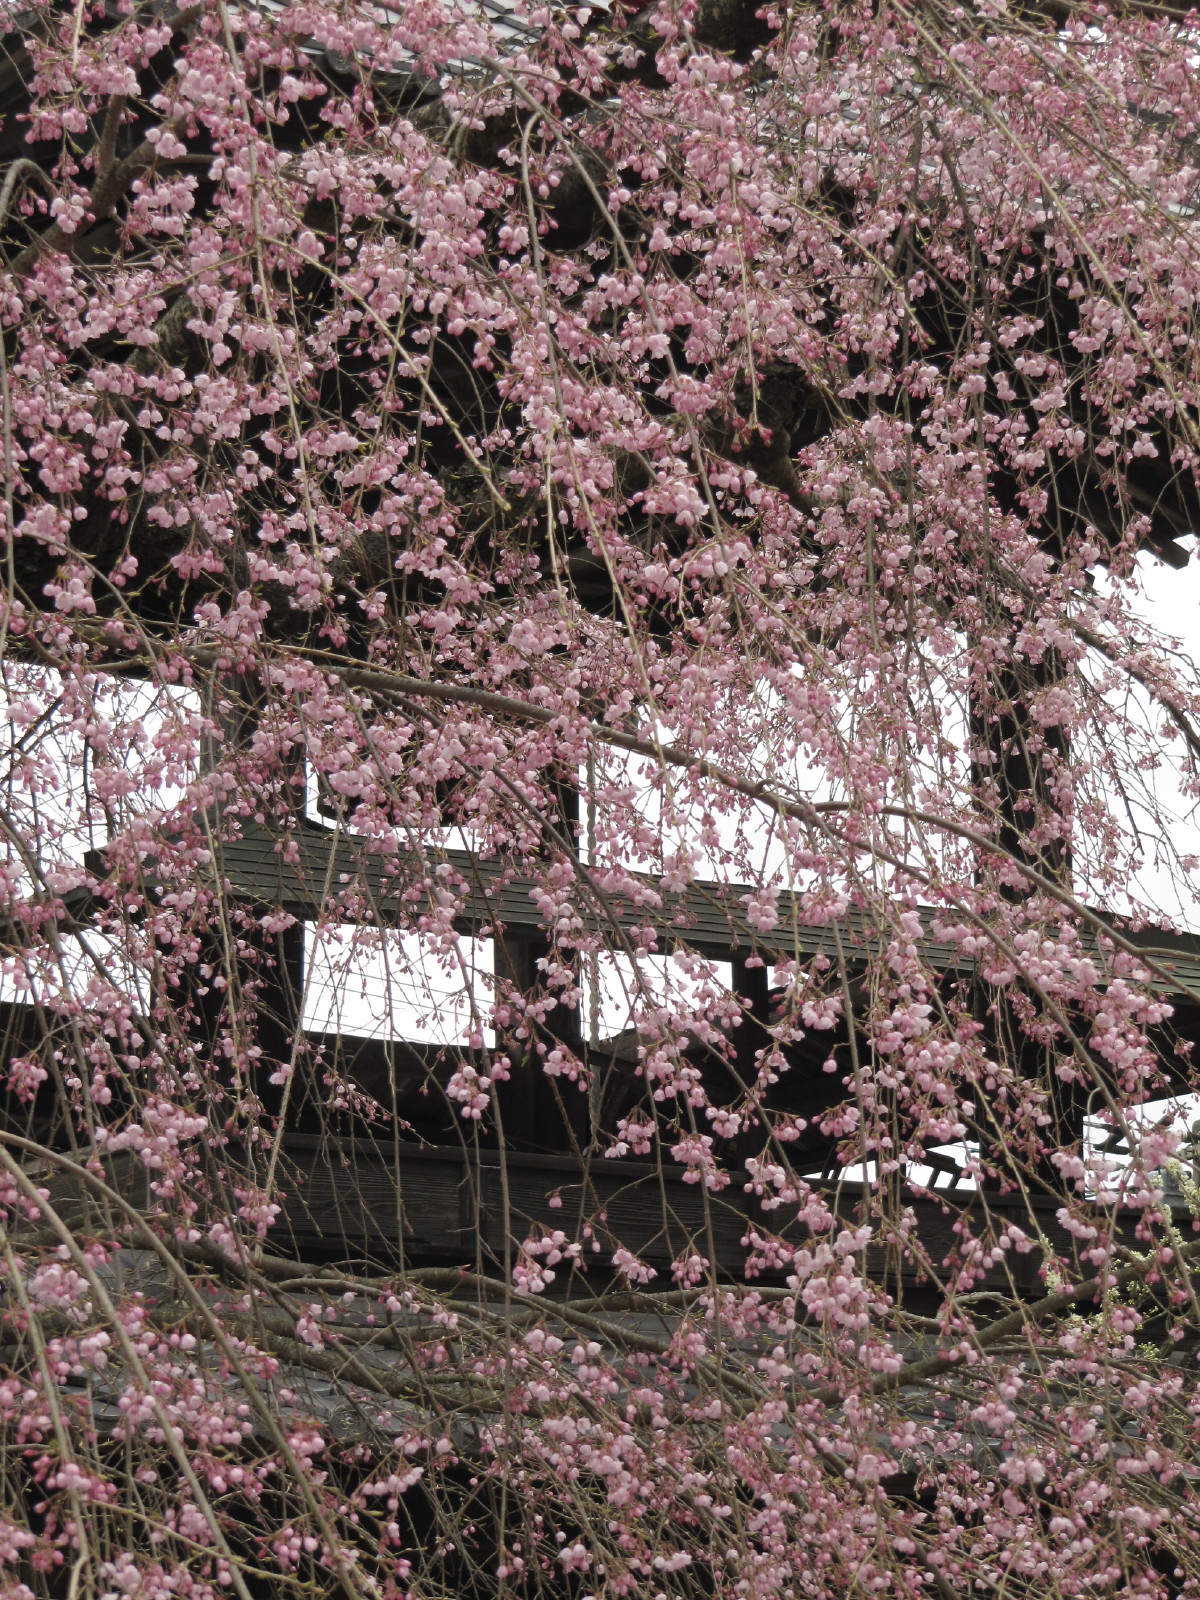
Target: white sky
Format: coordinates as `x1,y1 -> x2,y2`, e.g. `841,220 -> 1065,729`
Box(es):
1098,547 -> 1200,929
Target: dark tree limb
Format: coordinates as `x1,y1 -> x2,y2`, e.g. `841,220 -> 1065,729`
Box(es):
9,114 -> 189,279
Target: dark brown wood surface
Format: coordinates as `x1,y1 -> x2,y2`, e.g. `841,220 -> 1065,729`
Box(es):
93,816 -> 1200,998
270,1132 -> 1154,1296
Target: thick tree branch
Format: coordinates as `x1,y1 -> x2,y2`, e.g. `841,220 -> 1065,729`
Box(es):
9,116 -> 189,280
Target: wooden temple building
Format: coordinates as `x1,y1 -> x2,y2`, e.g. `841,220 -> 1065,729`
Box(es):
3,0 -> 1200,1311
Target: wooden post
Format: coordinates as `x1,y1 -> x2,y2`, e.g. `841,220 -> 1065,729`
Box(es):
971,649 -> 1085,1191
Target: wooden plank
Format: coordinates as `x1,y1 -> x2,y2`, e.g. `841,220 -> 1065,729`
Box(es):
270,1137 -> 1150,1293
274,1138 -> 751,1269
175,818 -> 1200,998
275,1139 -> 475,1259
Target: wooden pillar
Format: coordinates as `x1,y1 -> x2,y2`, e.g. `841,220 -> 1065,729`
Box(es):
969,653 -> 1071,891
970,649 -> 1085,1190
492,769 -> 588,1153
731,954 -> 770,1080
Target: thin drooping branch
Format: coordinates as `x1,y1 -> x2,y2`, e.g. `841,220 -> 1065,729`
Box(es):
0,158 -> 55,231
815,1233 -> 1200,1403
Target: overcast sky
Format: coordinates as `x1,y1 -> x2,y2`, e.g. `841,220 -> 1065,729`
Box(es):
1103,545 -> 1200,930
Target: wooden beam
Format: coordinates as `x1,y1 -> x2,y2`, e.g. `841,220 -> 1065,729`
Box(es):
269,1133 -> 1159,1295
94,816 -> 1200,1001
